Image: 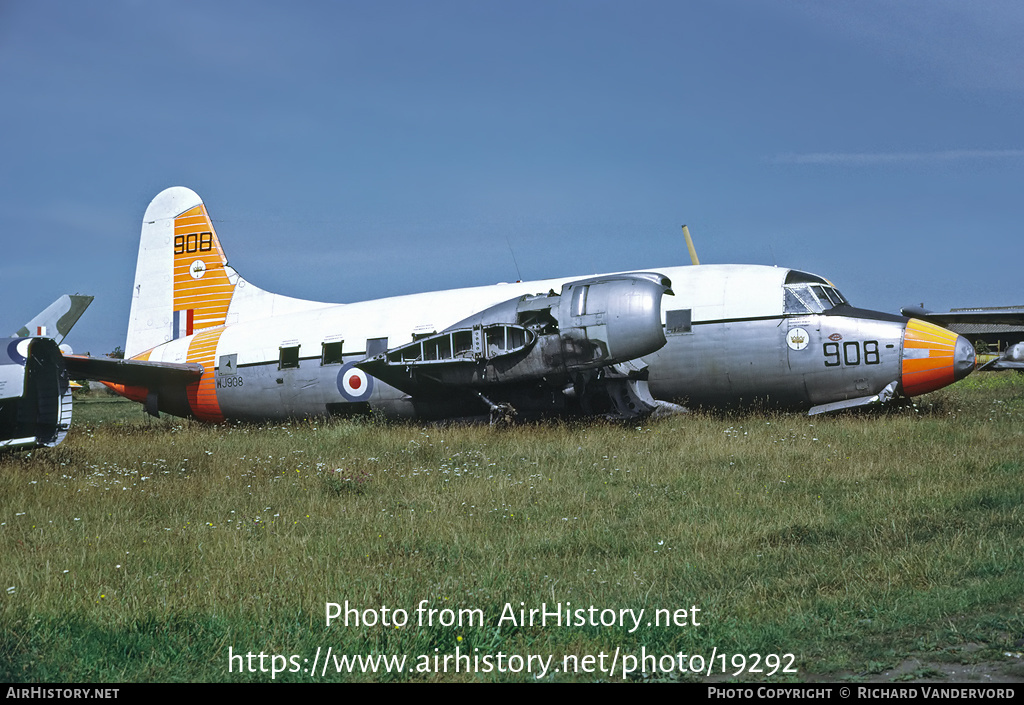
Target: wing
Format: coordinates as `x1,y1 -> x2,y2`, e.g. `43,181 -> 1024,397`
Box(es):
62,354 -> 203,387
357,272 -> 675,419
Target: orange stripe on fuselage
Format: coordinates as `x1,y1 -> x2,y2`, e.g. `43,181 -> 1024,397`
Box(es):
186,328 -> 225,422
104,338 -> 224,422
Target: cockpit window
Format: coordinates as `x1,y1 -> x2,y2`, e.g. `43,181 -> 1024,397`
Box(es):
784,286 -> 815,314
811,285 -> 835,310
785,284 -> 848,314
816,285 -> 847,307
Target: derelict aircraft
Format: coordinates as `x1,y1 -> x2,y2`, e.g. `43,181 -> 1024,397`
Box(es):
1,295 -> 92,449
64,186 -> 976,424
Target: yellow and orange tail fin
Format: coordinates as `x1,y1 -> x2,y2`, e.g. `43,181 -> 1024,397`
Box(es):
125,187 -> 238,358
125,187 -> 337,361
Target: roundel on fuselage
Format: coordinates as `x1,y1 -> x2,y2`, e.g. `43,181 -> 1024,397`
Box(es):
337,362 -> 374,402
6,338 -> 30,365
787,328 -> 810,351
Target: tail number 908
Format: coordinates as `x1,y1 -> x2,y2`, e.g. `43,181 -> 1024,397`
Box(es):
824,341 -> 879,367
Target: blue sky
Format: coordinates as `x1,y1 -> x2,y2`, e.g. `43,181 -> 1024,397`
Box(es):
2,1 -> 1022,355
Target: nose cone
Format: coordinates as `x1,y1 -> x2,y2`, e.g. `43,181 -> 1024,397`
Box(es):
901,318 -> 976,397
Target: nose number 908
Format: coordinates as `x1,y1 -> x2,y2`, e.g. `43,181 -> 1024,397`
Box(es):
823,340 -> 880,367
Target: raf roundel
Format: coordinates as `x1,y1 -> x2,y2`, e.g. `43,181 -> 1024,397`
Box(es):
6,339 -> 30,365
337,362 -> 374,402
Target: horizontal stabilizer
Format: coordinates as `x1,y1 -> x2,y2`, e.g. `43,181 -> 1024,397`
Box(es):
63,354 -> 203,387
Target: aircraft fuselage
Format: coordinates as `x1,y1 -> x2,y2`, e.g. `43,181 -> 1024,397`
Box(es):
118,263 -> 971,421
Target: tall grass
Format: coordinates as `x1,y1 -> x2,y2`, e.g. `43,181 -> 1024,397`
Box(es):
2,376 -> 1023,681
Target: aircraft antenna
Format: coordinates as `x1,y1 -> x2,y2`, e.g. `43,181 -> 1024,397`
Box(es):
682,224 -> 700,265
506,237 -> 523,282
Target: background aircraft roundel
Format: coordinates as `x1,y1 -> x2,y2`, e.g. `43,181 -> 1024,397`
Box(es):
7,338 -> 31,365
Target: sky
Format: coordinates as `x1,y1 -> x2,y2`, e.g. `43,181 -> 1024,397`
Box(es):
1,0 -> 1022,355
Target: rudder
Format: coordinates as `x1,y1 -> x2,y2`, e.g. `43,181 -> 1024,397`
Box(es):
125,187 -> 238,358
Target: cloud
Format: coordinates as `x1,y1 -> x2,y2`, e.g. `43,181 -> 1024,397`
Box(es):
773,149 -> 1024,165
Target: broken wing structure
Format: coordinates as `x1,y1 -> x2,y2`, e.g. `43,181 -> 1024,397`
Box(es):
69,187 -> 977,425
359,273 -> 675,420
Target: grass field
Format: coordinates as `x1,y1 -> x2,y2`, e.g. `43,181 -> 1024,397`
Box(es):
2,375 -> 1024,682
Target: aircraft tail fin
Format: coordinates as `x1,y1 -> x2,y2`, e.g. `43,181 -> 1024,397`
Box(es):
126,187 -> 239,359
125,187 -> 337,360
15,294 -> 93,343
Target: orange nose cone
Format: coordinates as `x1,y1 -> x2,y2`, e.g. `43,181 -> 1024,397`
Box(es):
901,318 -> 976,397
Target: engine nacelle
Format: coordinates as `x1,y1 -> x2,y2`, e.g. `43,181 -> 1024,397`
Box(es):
0,337 -> 72,450
554,274 -> 669,370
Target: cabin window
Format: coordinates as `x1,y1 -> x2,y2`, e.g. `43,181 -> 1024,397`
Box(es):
666,309 -> 692,334
279,345 -> 300,370
365,337 -> 388,358
321,341 -> 343,365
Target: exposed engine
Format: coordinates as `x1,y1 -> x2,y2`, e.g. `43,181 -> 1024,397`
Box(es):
358,273 -> 674,420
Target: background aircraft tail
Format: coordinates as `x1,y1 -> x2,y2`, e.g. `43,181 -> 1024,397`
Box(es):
14,294 -> 93,344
